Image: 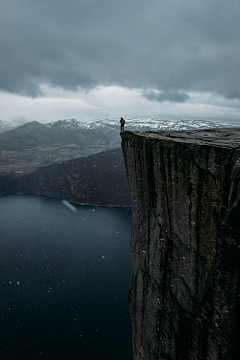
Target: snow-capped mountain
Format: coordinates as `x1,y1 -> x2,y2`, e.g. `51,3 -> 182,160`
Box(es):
1,116 -> 239,135
46,117 -> 240,132
1,117 -> 239,206
1,117 -> 239,153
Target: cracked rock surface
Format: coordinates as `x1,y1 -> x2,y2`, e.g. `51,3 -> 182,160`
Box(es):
121,128 -> 240,360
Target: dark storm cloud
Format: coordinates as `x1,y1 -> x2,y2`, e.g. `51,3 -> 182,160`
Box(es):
1,0 -> 240,100
143,90 -> 190,103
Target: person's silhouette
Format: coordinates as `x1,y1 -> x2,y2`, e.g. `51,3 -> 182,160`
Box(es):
120,117 -> 125,133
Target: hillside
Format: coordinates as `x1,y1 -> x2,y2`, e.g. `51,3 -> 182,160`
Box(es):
0,119 -> 126,205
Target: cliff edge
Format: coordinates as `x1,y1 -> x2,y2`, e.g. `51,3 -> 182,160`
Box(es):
121,128 -> 240,360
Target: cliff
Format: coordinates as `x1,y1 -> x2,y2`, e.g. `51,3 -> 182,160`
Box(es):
121,128 -> 240,360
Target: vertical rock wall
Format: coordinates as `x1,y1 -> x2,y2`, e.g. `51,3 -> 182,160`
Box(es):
121,129 -> 240,360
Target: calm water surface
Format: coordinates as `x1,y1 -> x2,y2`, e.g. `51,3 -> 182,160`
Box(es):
0,195 -> 133,360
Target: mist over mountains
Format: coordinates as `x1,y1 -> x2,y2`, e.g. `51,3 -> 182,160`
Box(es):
0,120 -> 20,133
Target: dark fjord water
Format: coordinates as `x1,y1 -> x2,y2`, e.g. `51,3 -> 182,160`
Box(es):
0,195 -> 133,360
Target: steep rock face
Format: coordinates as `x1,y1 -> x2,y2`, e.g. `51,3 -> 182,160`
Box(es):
0,148 -> 130,207
121,129 -> 240,360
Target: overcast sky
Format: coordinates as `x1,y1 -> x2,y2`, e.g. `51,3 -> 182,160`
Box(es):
1,0 -> 240,124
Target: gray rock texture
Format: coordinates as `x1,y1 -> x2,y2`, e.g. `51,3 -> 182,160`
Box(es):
121,128 -> 240,360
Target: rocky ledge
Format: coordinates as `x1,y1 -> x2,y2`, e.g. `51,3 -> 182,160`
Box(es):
121,128 -> 240,360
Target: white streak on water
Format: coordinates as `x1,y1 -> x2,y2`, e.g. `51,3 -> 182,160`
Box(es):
61,200 -> 78,212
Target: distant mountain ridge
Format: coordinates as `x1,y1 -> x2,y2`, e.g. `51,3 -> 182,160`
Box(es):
0,117 -> 239,152
0,117 -> 239,206
0,118 -> 118,153
79,117 -> 240,131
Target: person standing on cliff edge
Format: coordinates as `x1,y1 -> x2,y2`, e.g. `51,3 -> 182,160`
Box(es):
120,117 -> 125,133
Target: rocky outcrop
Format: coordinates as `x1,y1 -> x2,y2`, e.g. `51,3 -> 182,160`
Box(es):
121,128 -> 240,359
0,148 -> 130,207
